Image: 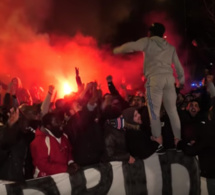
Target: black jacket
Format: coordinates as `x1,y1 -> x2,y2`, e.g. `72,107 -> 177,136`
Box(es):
101,123 -> 130,162
180,117 -> 215,178
64,106 -> 104,166
125,125 -> 158,160
0,123 -> 34,181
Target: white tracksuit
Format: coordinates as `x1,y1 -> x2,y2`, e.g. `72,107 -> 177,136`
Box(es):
113,36 -> 185,139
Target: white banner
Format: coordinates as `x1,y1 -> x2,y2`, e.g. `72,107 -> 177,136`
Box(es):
0,150 -> 200,195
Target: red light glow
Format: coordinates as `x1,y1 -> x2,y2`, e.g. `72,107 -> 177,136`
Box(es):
63,82 -> 72,95
55,79 -> 78,98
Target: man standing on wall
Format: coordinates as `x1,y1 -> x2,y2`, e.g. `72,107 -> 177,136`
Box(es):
113,23 -> 185,154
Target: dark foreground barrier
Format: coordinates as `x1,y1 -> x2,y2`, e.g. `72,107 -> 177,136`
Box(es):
0,150 -> 200,195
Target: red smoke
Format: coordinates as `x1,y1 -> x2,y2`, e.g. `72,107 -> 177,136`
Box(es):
0,0 -> 194,100
0,0 -> 144,99
0,32 -> 144,98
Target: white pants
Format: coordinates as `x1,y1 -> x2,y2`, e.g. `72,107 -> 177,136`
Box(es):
145,74 -> 181,139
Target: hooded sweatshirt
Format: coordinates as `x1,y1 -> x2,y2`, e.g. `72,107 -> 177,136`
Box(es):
113,36 -> 185,85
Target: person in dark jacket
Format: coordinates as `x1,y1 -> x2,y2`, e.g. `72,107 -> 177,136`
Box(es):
101,120 -> 135,164
106,75 -> 129,113
179,99 -> 205,144
0,105 -> 38,182
64,82 -> 105,166
122,107 -> 158,159
180,104 -> 215,195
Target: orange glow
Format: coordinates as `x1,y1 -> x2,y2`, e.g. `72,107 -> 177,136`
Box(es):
63,82 -> 72,95
0,0 -> 145,100
54,78 -> 78,98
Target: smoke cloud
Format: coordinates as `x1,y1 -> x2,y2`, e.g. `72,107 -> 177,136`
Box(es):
0,0 -> 192,99
0,0 -> 144,98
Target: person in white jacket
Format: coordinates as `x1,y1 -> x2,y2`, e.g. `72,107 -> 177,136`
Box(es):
113,23 -> 185,154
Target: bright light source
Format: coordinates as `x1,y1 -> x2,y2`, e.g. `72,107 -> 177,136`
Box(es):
164,35 -> 167,39
63,82 -> 72,95
210,62 -> 213,66
191,83 -> 196,87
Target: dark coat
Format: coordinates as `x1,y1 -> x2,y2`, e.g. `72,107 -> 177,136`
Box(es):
195,119 -> 215,178
64,106 -> 104,166
179,117 -> 215,178
101,123 -> 130,162
0,123 -> 34,181
125,125 -> 158,160
179,109 -> 205,143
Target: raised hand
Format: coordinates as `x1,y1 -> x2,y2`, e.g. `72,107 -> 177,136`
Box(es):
48,85 -> 55,95
106,75 -> 113,83
75,67 -> 79,76
8,107 -> 19,127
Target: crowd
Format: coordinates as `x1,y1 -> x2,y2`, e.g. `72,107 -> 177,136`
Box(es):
0,22 -> 215,194
0,70 -> 214,178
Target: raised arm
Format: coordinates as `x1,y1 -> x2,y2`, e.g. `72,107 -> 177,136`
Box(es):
0,108 -> 20,147
3,81 -> 19,111
106,75 -> 129,109
172,48 -> 185,87
75,67 -> 84,93
106,75 -> 120,96
41,85 -> 55,116
113,38 -> 149,54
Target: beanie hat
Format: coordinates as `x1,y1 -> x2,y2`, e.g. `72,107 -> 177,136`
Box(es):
149,23 -> 165,37
122,107 -> 138,125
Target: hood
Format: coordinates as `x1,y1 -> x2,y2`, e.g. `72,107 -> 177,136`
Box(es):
150,36 -> 168,49
35,128 -> 47,137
